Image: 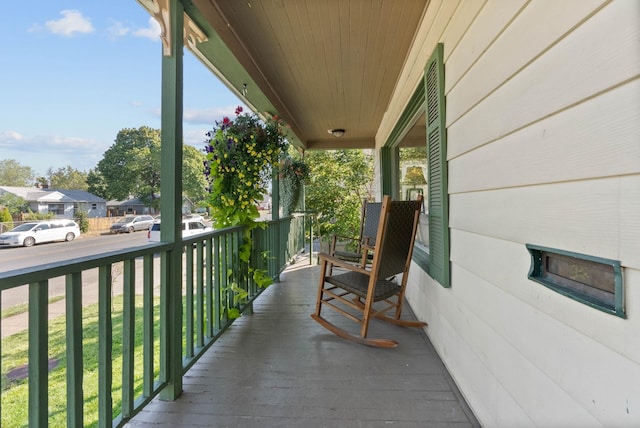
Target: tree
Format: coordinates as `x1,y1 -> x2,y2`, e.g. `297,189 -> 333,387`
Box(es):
96,126 -> 209,210
304,149 -> 374,238
87,169 -> 109,200
0,159 -> 35,186
0,192 -> 28,216
97,126 -> 161,208
0,206 -> 13,231
47,166 -> 89,190
182,145 -> 208,206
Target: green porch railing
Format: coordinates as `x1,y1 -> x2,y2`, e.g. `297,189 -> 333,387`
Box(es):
0,215 -> 308,428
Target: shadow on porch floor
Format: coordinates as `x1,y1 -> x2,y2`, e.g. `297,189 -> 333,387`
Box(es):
125,255 -> 479,427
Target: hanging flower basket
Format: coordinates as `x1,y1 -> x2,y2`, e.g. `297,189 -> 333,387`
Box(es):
204,106 -> 288,231
203,107 -> 289,318
279,157 -> 310,215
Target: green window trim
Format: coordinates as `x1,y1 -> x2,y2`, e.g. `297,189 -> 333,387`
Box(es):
412,242 -> 430,272
526,244 -> 625,318
383,43 -> 449,288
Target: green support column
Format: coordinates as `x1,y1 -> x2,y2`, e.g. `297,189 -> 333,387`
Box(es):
380,146 -> 399,199
271,173 -> 281,280
271,173 -> 280,221
159,0 -> 184,401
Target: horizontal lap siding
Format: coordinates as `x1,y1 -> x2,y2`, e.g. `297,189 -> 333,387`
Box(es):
403,0 -> 640,426
447,0 -> 639,158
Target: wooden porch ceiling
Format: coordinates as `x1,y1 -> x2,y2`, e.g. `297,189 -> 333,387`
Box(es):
182,0 -> 429,151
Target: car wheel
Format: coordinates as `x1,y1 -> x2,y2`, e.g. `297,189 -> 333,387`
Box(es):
65,232 -> 75,242
23,236 -> 36,247
128,226 -> 134,233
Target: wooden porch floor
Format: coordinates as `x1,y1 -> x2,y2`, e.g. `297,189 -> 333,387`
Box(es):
125,256 -> 479,427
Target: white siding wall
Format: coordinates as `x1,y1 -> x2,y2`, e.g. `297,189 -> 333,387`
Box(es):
397,0 -> 640,426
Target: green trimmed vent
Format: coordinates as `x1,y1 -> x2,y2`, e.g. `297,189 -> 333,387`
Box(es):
527,244 -> 625,318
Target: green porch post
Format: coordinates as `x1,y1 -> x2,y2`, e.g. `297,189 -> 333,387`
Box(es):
380,146 -> 399,199
159,0 -> 184,400
271,173 -> 281,280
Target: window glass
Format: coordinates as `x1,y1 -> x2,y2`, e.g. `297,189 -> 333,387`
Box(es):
399,147 -> 428,247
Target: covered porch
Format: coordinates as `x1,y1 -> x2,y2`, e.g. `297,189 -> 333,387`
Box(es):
126,255 -> 479,427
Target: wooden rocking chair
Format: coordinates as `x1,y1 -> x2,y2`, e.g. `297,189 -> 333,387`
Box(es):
329,199 -> 382,266
311,195 -> 426,348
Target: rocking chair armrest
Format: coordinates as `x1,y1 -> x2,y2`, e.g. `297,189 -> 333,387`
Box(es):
318,252 -> 371,275
361,244 -> 376,252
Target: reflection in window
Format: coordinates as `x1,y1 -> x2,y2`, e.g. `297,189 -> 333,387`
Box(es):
400,147 -> 428,247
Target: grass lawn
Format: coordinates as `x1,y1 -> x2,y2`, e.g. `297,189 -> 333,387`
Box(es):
1,295 -> 161,428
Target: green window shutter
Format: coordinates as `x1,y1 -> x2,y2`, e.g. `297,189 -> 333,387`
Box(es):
424,43 -> 450,288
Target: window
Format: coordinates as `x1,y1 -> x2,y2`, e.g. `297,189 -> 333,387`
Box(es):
48,203 -> 65,215
382,43 -> 449,288
527,244 -> 625,318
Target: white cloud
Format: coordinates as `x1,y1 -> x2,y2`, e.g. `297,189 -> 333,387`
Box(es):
132,17 -> 161,41
44,10 -> 94,36
0,130 -> 25,145
107,20 -> 130,39
183,128 -> 211,147
0,131 -> 109,174
0,131 -> 104,155
183,106 -> 238,125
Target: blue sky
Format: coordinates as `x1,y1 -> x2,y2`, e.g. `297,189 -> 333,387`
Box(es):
0,1 -> 245,177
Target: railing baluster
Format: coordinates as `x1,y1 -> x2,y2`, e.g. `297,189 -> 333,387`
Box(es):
196,242 -> 204,348
212,236 -> 220,335
98,265 -> 113,427
66,272 -> 84,428
143,254 -> 154,398
29,280 -> 48,428
121,258 -> 135,418
185,245 -> 194,358
0,290 -> 2,421
220,235 -> 228,326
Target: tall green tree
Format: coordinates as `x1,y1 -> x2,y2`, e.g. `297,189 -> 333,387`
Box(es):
97,126 -> 161,208
87,169 -> 108,200
0,159 -> 34,186
47,165 -> 89,190
0,193 -> 28,216
304,149 -> 374,238
182,144 -> 208,205
96,126 -> 208,210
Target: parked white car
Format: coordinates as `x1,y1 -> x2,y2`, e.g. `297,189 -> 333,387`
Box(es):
147,219 -> 212,242
0,220 -> 81,247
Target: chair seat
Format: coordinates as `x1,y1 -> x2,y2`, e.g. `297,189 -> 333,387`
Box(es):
325,271 -> 400,301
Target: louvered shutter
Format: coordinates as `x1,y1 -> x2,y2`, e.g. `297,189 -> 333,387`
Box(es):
424,43 -> 450,287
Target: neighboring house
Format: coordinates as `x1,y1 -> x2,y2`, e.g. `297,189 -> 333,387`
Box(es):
106,196 -> 198,218
106,198 -> 151,217
0,186 -> 106,218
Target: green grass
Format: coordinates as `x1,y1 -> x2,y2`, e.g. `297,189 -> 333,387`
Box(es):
1,295 -> 65,319
1,295 -> 162,428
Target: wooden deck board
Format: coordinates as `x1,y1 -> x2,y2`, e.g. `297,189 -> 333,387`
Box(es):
125,257 -> 479,427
